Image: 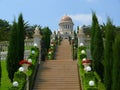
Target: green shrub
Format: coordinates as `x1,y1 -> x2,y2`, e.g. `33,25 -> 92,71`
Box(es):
80,53 -> 87,60
9,72 -> 26,90
9,46 -> 39,90
78,46 -> 86,51
87,87 -> 98,90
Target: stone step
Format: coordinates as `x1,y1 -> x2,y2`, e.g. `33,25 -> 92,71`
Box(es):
33,60 -> 80,90
55,39 -> 72,60
33,39 -> 80,90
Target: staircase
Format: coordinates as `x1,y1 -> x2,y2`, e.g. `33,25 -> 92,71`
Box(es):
33,39 -> 80,90
55,39 -> 72,60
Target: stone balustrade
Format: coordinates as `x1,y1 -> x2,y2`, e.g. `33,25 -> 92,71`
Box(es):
0,39 -> 34,60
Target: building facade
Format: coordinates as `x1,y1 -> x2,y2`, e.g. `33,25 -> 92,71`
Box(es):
59,15 -> 74,39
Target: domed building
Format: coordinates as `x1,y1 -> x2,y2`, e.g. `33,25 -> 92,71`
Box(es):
59,15 -> 74,39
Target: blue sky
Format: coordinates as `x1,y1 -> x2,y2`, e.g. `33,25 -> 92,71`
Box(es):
0,0 -> 120,31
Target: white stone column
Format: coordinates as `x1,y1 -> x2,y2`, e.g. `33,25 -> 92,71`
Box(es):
77,26 -> 85,47
33,26 -> 42,64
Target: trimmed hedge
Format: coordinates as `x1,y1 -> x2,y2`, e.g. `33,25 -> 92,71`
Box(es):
77,45 -> 105,90
9,46 -> 39,90
47,40 -> 57,60
9,72 -> 26,90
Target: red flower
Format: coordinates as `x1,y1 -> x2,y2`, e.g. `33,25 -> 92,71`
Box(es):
51,42 -> 55,44
19,60 -> 32,66
48,49 -> 53,52
82,59 -> 92,64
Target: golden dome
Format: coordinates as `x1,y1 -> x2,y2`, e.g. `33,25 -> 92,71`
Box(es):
59,15 -> 73,24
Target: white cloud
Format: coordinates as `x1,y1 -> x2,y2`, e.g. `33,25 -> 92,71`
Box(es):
69,14 -> 103,25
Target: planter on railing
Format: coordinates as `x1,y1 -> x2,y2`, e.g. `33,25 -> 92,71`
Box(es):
47,39 -> 58,60
9,47 -> 39,90
77,44 -> 105,90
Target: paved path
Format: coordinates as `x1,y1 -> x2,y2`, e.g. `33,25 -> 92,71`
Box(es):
33,39 -> 81,90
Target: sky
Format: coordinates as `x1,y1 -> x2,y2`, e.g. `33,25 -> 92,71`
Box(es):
0,0 -> 120,31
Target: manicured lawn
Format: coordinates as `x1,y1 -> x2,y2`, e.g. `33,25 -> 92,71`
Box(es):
0,60 -> 11,90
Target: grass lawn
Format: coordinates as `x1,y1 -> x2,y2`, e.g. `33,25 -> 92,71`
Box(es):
0,60 -> 11,90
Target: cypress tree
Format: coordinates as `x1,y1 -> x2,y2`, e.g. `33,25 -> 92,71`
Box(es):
42,27 -> 52,50
6,14 -> 25,82
90,12 -> 98,58
93,23 -> 104,79
6,20 -> 18,82
104,18 -> 115,90
112,34 -> 120,90
0,57 -> 1,85
17,13 -> 25,62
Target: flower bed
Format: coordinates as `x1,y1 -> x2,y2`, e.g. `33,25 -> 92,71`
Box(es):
47,40 -> 57,60
77,45 -> 105,90
9,46 -> 39,90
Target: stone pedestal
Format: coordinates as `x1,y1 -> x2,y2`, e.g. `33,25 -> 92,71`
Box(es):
33,27 -> 41,64
33,27 -> 41,50
77,26 -> 85,47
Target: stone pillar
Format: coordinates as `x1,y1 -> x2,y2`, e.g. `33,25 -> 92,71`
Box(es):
33,26 -> 42,64
77,26 -> 85,47
33,27 -> 41,49
71,31 -> 74,39
57,31 -> 60,39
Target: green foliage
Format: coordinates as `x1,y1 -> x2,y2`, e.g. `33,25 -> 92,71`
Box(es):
17,13 -> 25,63
8,46 -> 39,90
112,34 -> 120,90
1,60 -> 11,89
7,14 -> 25,82
28,47 -> 39,89
28,47 -> 39,72
9,72 -> 26,90
78,45 -> 105,90
0,60 -> 1,86
47,40 -> 57,60
6,21 -> 19,82
41,27 -> 52,50
93,23 -> 104,79
90,12 -> 104,80
87,87 -> 98,90
94,71 -> 106,90
83,72 -> 97,90
90,12 -> 99,58
0,19 -> 11,41
104,18 -> 115,90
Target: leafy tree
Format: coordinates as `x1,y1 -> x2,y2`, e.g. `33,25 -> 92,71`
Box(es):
6,20 -> 18,82
104,18 -> 115,90
17,13 -> 25,62
82,25 -> 91,36
112,34 -> 120,90
41,27 -> 52,50
41,27 -> 52,60
0,19 -> 11,85
0,19 -> 9,27
0,19 -> 11,41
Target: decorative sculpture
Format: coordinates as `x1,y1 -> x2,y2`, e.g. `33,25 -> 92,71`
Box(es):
34,26 -> 40,35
